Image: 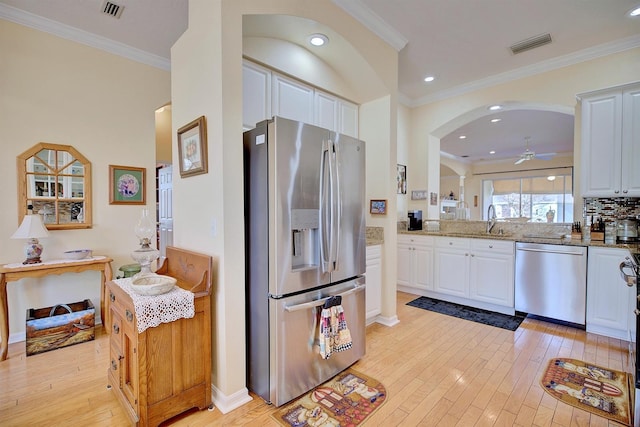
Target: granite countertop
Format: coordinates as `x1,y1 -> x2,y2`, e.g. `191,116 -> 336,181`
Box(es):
397,221 -> 640,255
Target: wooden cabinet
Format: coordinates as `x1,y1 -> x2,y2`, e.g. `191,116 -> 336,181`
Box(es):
397,235 -> 434,292
107,247 -> 212,426
586,246 -> 635,340
365,245 -> 382,322
468,239 -> 514,308
580,83 -> 640,197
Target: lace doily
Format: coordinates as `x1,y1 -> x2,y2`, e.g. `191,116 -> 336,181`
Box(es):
112,278 -> 195,333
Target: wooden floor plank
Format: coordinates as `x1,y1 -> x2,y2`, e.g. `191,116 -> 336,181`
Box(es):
0,291 -> 632,426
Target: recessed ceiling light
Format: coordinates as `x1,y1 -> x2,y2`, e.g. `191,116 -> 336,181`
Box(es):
490,118 -> 501,123
630,6 -> 640,17
459,135 -> 467,139
309,33 -> 328,46
488,105 -> 502,111
489,150 -> 496,154
547,175 -> 556,181
424,76 -> 435,82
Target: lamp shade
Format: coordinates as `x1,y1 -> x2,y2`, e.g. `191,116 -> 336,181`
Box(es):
11,214 -> 50,239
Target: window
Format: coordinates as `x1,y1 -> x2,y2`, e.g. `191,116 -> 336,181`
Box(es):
482,172 -> 573,223
17,143 -> 92,230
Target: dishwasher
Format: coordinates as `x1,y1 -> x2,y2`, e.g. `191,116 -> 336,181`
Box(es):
515,242 -> 587,325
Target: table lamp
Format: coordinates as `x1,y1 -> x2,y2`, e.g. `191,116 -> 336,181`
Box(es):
11,213 -> 50,264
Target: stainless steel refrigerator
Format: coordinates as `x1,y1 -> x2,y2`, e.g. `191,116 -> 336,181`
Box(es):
243,116 -> 366,407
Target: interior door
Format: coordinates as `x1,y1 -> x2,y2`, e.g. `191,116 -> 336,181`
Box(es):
158,165 -> 173,261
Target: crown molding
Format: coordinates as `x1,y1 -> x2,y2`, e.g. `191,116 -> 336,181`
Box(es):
0,3 -> 170,71
409,34 -> 640,107
332,0 -> 407,51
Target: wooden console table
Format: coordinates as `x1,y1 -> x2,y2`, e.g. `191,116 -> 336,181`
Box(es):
0,256 -> 113,361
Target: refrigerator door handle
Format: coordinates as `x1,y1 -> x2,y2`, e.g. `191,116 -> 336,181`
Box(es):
319,139 -> 331,272
330,140 -> 341,270
284,284 -> 366,312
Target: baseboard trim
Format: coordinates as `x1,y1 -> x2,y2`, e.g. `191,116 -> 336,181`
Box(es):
211,384 -> 253,414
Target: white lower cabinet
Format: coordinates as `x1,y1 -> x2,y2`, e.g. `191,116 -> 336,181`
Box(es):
434,237 -> 470,298
397,235 -> 433,291
365,245 -> 382,321
586,246 -> 635,340
469,239 -> 514,308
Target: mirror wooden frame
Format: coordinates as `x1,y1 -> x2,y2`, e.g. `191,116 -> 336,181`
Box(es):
16,142 -> 92,230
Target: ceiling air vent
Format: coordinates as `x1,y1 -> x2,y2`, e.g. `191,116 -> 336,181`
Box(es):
101,1 -> 124,19
510,33 -> 552,55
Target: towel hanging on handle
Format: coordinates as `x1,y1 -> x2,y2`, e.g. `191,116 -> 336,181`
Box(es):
319,302 -> 352,359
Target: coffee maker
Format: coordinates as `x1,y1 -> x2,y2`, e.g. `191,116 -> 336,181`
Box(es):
408,210 -> 422,231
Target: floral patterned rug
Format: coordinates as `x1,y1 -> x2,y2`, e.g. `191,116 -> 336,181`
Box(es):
541,358 -> 632,426
272,368 -> 386,426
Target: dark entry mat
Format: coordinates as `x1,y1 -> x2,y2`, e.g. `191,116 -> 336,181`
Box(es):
406,296 -> 526,331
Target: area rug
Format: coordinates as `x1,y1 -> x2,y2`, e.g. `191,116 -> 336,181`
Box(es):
406,296 -> 526,331
540,358 -> 632,426
272,368 -> 386,426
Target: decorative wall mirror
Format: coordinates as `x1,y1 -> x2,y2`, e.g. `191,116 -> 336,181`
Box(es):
17,142 -> 92,230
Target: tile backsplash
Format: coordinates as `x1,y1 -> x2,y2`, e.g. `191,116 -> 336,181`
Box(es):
583,197 -> 640,221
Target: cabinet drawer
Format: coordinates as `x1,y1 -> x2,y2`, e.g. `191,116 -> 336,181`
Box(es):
471,239 -> 514,254
398,234 -> 434,247
435,236 -> 470,250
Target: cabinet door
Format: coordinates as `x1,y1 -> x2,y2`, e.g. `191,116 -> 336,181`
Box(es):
315,92 -> 338,132
621,87 -> 640,197
365,245 -> 382,320
272,74 -> 314,125
397,241 -> 413,287
339,100 -> 359,138
414,245 -> 433,291
242,60 -> 271,130
580,92 -> 623,196
121,309 -> 139,411
586,247 -> 634,339
469,251 -> 514,307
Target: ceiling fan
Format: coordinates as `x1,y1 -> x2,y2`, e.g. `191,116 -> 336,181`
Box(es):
514,137 -> 556,165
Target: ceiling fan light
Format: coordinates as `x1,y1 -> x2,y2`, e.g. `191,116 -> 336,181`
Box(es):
630,6 -> 640,17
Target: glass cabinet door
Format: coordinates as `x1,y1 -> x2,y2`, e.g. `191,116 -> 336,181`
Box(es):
18,143 -> 92,230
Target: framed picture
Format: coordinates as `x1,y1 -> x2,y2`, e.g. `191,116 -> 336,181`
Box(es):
397,164 -> 407,194
109,165 -> 146,205
430,192 -> 438,206
411,190 -> 428,200
370,199 -> 387,215
177,115 -> 208,178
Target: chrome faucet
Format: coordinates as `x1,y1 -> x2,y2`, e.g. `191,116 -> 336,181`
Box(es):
486,204 -> 497,234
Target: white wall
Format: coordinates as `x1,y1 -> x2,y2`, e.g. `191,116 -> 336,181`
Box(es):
407,47 -> 640,220
170,0 -> 398,412
0,20 -> 170,340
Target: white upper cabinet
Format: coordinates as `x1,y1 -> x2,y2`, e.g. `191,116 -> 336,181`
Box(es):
242,60 -> 271,130
339,99 -> 359,138
580,82 -> 640,197
315,91 -> 339,131
243,59 -> 359,135
271,74 -> 315,125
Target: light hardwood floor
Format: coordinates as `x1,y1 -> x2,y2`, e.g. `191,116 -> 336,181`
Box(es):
0,291 -> 633,426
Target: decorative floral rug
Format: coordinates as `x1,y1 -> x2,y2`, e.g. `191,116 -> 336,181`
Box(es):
540,358 -> 632,426
272,368 -> 386,426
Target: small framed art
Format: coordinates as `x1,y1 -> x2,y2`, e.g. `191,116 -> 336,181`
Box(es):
411,190 -> 428,200
370,199 -> 387,215
109,165 -> 146,205
397,164 -> 407,194
177,115 -> 208,178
